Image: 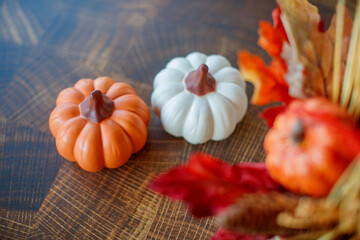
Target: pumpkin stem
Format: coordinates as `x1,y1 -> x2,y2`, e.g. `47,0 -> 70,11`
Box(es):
184,64 -> 216,96
292,120 -> 305,144
80,90 -> 114,123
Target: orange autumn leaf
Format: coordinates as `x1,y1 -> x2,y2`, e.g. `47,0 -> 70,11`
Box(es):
238,51 -> 291,105
258,21 -> 285,58
269,58 -> 288,86
258,7 -> 288,58
239,0 -> 353,106
239,6 -> 291,106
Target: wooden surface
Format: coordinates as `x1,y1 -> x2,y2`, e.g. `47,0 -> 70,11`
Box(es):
0,0 -> 354,239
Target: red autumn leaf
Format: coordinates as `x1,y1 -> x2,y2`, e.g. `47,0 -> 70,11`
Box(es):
259,104 -> 288,127
211,228 -> 267,240
272,7 -> 288,39
149,153 -> 283,218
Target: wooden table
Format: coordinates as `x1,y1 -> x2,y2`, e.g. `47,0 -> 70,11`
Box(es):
0,0 -> 355,239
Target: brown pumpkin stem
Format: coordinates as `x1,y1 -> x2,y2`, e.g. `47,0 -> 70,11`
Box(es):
184,64 -> 216,96
80,90 -> 114,123
292,120 -> 305,144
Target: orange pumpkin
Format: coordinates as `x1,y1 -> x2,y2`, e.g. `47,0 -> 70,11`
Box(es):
49,77 -> 150,172
264,97 -> 360,197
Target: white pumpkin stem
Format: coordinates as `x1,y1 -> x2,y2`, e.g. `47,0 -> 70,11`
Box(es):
184,64 -> 216,96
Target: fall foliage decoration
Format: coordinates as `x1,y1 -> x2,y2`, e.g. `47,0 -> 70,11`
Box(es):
149,153 -> 283,218
216,192 -> 301,236
216,156 -> 360,240
239,0 -> 360,196
333,0 -> 360,120
264,97 -> 360,196
238,0 -> 360,122
49,77 -> 149,172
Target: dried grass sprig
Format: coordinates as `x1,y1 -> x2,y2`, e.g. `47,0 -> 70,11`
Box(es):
334,0 -> 360,121
216,155 -> 360,239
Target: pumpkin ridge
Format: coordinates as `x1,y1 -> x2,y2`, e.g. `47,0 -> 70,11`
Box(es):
98,122 -> 105,169
56,116 -> 87,162
165,57 -> 193,74
206,93 -> 237,140
186,52 -> 207,69
153,90 -> 184,118
161,92 -> 194,137
111,93 -> 133,101
204,55 -> 231,75
111,110 -> 147,153
72,123 -> 86,159
100,119 -> 132,168
49,102 -> 80,137
74,122 -> 105,172
112,93 -> 136,102
105,82 -> 136,99
94,76 -> 116,94
100,120 -> 117,168
151,82 -> 184,117
114,95 -> 150,126
153,68 -> 185,89
216,83 -> 243,102
73,87 -> 86,99
182,97 -> 214,144
215,82 -> 248,122
166,67 -> 189,75
74,78 -> 95,96
110,114 -> 137,154
158,88 -> 184,104
214,67 -> 247,90
56,87 -> 86,105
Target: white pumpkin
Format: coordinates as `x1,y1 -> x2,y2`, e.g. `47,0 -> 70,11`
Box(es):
151,52 -> 248,144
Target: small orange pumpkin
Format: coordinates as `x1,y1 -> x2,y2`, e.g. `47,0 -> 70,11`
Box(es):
264,97 -> 360,197
49,77 -> 150,172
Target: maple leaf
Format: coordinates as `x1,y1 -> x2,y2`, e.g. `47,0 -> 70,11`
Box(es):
258,21 -> 285,58
278,0 -> 353,98
239,0 -> 353,109
238,51 -> 292,106
149,153 -> 283,218
258,7 -> 288,58
238,7 -> 293,107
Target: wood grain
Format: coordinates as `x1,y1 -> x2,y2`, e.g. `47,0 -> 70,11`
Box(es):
0,0 -> 355,239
